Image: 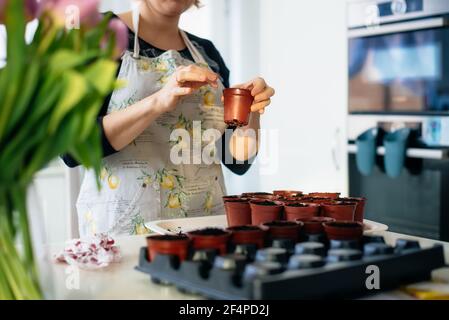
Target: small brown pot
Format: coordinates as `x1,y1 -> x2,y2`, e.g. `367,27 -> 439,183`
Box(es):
227,225 -> 267,248
321,201 -> 357,221
187,228 -> 231,255
308,192 -> 341,199
323,221 -> 364,240
284,203 -> 320,221
338,197 -> 366,223
242,192 -> 275,201
223,88 -> 254,127
297,217 -> 336,234
249,200 -> 283,225
146,234 -> 191,262
273,190 -> 303,198
262,220 -> 303,242
301,197 -> 335,205
224,199 -> 252,227
222,195 -> 243,202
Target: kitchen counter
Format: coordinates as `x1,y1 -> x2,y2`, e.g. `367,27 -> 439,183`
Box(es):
47,231 -> 449,300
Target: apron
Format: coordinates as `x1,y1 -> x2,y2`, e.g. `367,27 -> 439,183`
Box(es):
76,6 -> 227,238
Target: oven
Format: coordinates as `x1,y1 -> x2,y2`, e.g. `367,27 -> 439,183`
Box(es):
347,0 -> 449,240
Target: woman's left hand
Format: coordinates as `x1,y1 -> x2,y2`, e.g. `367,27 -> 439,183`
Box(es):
233,77 -> 275,114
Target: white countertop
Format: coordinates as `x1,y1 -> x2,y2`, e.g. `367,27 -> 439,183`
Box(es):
46,231 -> 449,300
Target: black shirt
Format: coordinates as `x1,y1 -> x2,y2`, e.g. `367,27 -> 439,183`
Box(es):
61,16 -> 252,175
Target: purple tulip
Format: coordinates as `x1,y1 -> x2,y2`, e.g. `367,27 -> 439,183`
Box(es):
106,18 -> 129,59
0,0 -> 41,24
44,0 -> 101,27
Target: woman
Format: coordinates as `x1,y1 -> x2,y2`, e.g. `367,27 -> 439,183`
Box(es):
63,0 -> 275,237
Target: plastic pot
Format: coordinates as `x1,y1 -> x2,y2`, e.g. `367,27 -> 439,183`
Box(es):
297,217 -> 336,235
284,203 -> 320,221
262,221 -> 303,242
273,190 -> 303,198
223,88 -> 254,127
249,200 -> 283,225
242,192 -> 276,201
338,197 -> 366,223
146,234 -> 191,262
187,228 -> 232,255
227,225 -> 267,248
308,192 -> 341,199
321,201 -> 357,221
323,221 -> 364,241
224,199 -> 252,227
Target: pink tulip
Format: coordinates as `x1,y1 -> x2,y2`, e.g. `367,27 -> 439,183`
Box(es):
44,0 -> 101,27
106,18 -> 129,59
0,0 -> 41,24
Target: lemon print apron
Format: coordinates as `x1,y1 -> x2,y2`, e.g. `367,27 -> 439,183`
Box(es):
76,8 -> 227,238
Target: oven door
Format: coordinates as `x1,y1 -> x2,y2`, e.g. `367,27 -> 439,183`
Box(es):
348,17 -> 449,114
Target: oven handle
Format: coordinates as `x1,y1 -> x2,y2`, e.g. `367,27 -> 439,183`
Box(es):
347,143 -> 449,160
348,17 -> 447,38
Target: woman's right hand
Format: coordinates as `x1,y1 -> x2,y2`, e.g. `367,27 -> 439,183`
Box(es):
153,64 -> 219,114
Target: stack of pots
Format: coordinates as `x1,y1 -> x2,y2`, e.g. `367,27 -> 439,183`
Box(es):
223,190 -> 367,242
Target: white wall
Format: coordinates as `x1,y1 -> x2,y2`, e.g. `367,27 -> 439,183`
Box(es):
254,0 -> 349,194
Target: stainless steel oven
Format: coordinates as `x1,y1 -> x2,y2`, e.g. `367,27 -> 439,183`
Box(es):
347,0 -> 449,240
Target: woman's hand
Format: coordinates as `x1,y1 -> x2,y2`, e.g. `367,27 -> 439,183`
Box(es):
153,64 -> 218,114
233,77 -> 275,114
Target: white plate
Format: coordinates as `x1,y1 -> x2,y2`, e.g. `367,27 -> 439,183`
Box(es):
146,215 -> 388,235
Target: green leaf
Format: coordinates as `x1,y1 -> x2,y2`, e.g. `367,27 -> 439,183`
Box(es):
48,49 -> 96,74
48,70 -> 87,133
83,59 -> 117,95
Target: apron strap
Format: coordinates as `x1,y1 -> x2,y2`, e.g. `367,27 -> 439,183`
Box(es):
180,30 -> 208,65
131,0 -> 141,59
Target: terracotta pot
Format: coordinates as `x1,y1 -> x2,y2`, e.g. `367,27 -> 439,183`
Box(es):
297,217 -> 336,235
284,203 -> 320,221
308,192 -> 341,199
301,197 -> 335,205
262,220 -> 303,242
273,190 -> 303,198
227,225 -> 267,248
249,200 -> 283,225
323,221 -> 364,241
242,192 -> 275,201
321,201 -> 357,221
223,88 -> 254,127
187,228 -> 231,255
146,234 -> 191,262
224,199 -> 252,227
338,197 -> 366,223
222,195 -> 243,202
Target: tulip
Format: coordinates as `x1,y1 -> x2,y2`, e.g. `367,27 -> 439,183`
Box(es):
0,0 -> 41,24
106,18 -> 129,59
44,0 -> 101,28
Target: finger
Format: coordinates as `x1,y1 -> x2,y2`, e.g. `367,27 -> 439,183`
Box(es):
233,80 -> 254,90
254,87 -> 275,103
172,86 -> 196,97
178,65 -> 218,83
250,99 -> 270,112
250,77 -> 267,96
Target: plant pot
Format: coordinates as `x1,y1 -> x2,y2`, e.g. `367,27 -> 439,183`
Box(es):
223,88 -> 254,127
321,201 -> 357,221
222,195 -> 243,202
297,217 -> 336,235
224,199 -> 252,227
249,200 -> 283,225
338,197 -> 366,223
301,197 -> 335,205
284,203 -> 320,221
262,221 -> 303,242
242,192 -> 275,201
146,234 -> 191,262
227,225 -> 267,248
323,221 -> 364,241
308,192 -> 341,199
187,228 -> 232,255
273,190 -> 303,198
